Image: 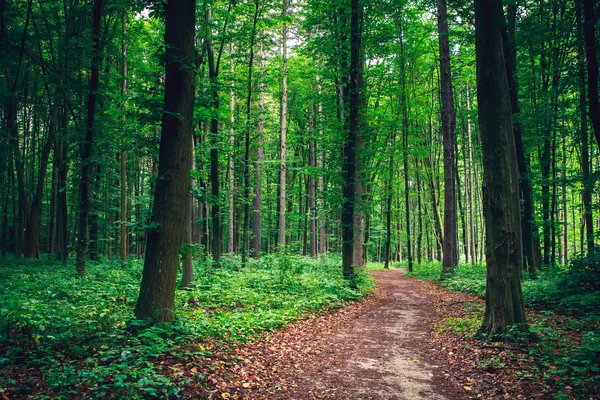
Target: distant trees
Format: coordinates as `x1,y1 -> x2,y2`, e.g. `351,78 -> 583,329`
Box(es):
0,0 -> 598,322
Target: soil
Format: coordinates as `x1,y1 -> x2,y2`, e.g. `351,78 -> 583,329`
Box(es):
186,269 -> 468,399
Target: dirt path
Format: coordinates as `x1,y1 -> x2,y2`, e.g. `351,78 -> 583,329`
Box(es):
189,269 -> 466,399
275,268 -> 463,399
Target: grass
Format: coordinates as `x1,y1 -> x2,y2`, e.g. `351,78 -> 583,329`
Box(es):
0,254 -> 373,398
405,257 -> 600,398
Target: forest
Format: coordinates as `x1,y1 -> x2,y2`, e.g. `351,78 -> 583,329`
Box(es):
1,0 -> 599,398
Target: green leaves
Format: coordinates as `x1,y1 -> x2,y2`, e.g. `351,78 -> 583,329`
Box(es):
0,255 -> 372,398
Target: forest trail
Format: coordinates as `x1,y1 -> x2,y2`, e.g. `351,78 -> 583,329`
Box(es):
272,268 -> 462,399
200,269 -> 466,399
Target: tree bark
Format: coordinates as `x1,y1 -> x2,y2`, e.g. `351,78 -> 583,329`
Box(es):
278,0 -> 288,250
583,0 -> 600,153
76,0 -> 103,275
342,0 -> 363,281
252,49 -> 265,258
120,11 -> 128,263
503,2 -> 541,275
437,0 -> 457,277
474,0 -> 530,339
241,0 -> 259,268
135,0 -> 196,321
577,1 -> 594,252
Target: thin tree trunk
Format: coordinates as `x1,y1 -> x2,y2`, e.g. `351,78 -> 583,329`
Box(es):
278,0 -> 288,250
252,48 -> 265,258
241,0 -> 259,268
228,49 -> 235,254
309,113 -> 317,258
384,131 -> 395,269
120,12 -> 128,263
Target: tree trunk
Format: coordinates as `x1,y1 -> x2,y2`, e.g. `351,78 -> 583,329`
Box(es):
503,3 -> 541,275
583,0 -> 600,153
437,0 -> 457,277
342,0 -> 363,280
384,131 -> 395,269
23,104 -> 58,258
278,0 -> 288,250
241,0 -> 259,268
474,0 -> 530,340
76,0 -> 103,275
228,51 -> 236,254
577,1 -> 594,252
252,49 -> 265,258
120,12 -> 128,263
135,0 -> 196,321
308,117 -> 317,258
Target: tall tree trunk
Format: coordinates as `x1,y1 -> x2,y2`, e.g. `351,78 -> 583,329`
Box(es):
318,77 -> 327,255
228,51 -> 236,254
23,104 -> 58,258
241,0 -> 259,268
583,0 -> 600,153
308,114 -> 317,258
384,131 -> 395,269
577,1 -> 594,252
76,0 -> 103,275
416,157 -> 423,264
342,0 -> 363,280
120,12 -> 128,263
278,0 -> 288,250
135,0 -> 196,321
465,84 -> 477,264
474,0 -> 529,340
503,2 -> 541,275
437,0 -> 457,277
205,1 -> 233,265
252,49 -> 265,258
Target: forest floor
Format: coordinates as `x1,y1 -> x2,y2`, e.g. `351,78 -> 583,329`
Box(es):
184,269 -> 468,399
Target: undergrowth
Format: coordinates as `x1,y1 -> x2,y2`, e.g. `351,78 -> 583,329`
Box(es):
0,254 -> 373,398
406,256 -> 600,398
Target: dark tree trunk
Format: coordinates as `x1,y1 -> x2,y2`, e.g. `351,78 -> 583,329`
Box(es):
135,0 -> 196,321
76,0 -> 103,275
309,131 -> 317,258
241,0 -> 259,268
474,0 -> 530,340
23,104 -> 58,258
503,3 -> 541,275
399,22 -> 412,273
252,50 -> 265,258
384,131 -> 395,269
120,12 -> 128,263
437,0 -> 457,278
583,0 -> 600,153
342,0 -> 363,281
578,1 -> 594,252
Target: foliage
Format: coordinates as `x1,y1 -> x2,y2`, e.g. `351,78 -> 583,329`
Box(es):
408,261 -> 600,398
0,255 -> 372,398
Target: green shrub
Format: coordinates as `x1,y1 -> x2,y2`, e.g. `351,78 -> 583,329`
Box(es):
0,254 -> 373,398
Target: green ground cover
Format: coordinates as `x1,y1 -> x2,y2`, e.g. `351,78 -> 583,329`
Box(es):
0,254 -> 373,398
405,256 -> 600,397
